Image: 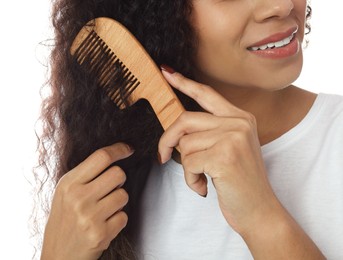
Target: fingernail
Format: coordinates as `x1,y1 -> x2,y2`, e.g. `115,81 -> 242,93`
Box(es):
127,144 -> 135,152
161,64 -> 176,74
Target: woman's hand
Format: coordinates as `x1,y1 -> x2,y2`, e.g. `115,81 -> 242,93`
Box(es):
41,143 -> 134,260
159,69 -> 325,259
159,69 -> 277,234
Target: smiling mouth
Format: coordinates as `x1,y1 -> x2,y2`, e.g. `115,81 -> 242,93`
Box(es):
247,32 -> 296,51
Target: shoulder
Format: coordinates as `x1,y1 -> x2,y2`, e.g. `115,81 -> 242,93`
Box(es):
314,93 -> 343,148
319,93 -> 343,107
315,93 -> 343,120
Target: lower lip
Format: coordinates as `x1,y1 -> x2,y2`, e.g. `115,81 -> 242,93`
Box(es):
248,36 -> 299,59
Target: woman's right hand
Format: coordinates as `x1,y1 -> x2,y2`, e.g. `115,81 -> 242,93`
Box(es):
41,143 -> 134,260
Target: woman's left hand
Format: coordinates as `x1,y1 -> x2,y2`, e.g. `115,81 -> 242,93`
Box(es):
159,68 -> 281,236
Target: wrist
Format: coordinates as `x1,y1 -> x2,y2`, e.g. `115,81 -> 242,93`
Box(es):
239,196 -> 287,242
239,200 -> 325,259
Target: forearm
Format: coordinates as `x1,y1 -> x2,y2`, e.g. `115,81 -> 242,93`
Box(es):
241,202 -> 325,260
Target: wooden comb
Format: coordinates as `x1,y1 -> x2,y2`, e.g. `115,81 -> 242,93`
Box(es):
70,17 -> 185,136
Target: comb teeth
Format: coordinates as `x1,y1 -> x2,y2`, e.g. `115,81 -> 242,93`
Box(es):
73,30 -> 140,109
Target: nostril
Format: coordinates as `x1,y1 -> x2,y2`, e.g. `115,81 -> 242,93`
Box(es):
253,1 -> 294,22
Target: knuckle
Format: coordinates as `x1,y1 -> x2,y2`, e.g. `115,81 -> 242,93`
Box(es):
56,173 -> 74,192
87,228 -> 108,250
183,171 -> 195,186
198,83 -> 209,93
116,211 -> 129,228
177,111 -> 189,124
105,166 -> 127,188
236,118 -> 253,134
70,194 -> 88,216
54,179 -> 92,219
77,215 -> 102,243
55,175 -> 70,194
55,175 -> 79,201
93,148 -> 113,165
78,216 -> 110,251
191,83 -> 208,101
178,136 -> 189,153
239,117 -> 250,129
181,155 -> 191,169
116,188 -> 129,204
111,166 -> 127,183
77,214 -> 93,232
243,112 -> 256,126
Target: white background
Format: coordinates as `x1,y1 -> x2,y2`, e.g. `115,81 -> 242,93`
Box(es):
1,0 -> 342,258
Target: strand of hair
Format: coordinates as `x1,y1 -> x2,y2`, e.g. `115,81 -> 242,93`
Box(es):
74,30 -> 95,63
108,66 -> 130,100
109,72 -> 138,107
115,78 -> 140,108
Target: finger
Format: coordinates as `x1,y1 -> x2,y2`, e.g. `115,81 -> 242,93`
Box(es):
105,211 -> 128,241
161,69 -> 244,116
85,210 -> 128,253
186,172 -> 208,198
159,112 -> 245,163
88,166 -> 127,200
177,117 -> 250,155
181,150 -> 210,197
158,112 -> 219,162
71,143 -> 134,184
97,188 -> 129,221
178,129 -> 221,156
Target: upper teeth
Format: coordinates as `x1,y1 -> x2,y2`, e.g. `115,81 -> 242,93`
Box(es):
249,33 -> 295,51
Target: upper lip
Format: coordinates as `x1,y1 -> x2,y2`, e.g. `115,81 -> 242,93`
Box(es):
248,26 -> 298,48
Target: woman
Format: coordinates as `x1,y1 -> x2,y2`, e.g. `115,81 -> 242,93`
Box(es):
39,0 -> 343,259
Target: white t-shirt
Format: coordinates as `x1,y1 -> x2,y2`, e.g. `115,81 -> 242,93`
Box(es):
135,93 -> 343,260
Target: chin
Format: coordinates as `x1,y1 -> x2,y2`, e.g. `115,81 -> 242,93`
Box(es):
253,55 -> 304,91
266,71 -> 302,91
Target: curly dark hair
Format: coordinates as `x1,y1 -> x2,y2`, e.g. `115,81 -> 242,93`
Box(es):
36,1 -> 313,259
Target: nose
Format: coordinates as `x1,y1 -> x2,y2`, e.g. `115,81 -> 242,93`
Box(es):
253,0 -> 294,22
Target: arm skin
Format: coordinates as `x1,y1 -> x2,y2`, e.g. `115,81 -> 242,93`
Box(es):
241,196 -> 325,260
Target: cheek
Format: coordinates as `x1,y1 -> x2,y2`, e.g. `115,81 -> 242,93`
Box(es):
192,19 -> 250,84
194,46 -> 245,86
195,46 -> 304,90
191,1 -> 251,70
